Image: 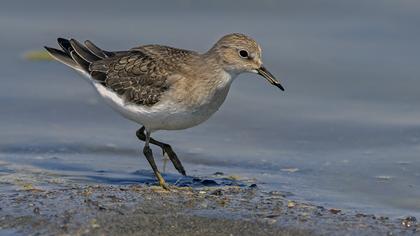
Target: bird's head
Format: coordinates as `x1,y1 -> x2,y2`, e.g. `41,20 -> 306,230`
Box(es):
208,33 -> 284,91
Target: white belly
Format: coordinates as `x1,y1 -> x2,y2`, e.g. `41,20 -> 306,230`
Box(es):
94,82 -> 231,132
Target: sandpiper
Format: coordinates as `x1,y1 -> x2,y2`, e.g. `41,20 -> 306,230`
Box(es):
45,33 -> 284,189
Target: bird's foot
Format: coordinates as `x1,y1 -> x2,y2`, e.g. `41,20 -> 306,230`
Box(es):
159,180 -> 170,190
154,172 -> 170,190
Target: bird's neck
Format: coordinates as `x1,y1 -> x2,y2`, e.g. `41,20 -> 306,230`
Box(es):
200,52 -> 238,85
196,57 -> 235,92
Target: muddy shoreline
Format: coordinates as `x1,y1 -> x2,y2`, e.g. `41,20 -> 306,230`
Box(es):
1,183 -> 418,236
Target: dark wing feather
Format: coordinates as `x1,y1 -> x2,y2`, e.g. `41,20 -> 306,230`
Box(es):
90,51 -> 170,106
44,46 -> 79,69
46,38 -> 130,85
70,50 -> 89,71
84,40 -> 115,58
70,39 -> 101,63
57,38 -> 73,55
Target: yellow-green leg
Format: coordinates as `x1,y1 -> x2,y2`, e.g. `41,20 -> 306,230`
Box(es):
142,129 -> 169,190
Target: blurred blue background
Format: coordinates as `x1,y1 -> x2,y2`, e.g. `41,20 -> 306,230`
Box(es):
1,0 -> 420,217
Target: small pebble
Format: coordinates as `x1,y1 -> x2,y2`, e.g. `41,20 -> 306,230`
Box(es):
269,191 -> 282,196
329,208 -> 341,214
249,184 -> 257,188
264,218 -> 277,224
287,201 -> 296,208
33,207 -> 40,215
211,189 -> 223,196
355,213 -> 367,217
401,216 -> 417,228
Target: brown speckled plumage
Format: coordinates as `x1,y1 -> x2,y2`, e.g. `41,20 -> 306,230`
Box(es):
47,39 -> 200,106
91,50 -> 171,106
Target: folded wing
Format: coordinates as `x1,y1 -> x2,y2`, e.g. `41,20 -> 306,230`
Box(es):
45,38 -> 171,106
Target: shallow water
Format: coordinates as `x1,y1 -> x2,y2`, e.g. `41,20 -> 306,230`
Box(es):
1,0 -> 420,218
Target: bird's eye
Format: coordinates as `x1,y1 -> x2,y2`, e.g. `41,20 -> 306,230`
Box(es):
239,50 -> 249,58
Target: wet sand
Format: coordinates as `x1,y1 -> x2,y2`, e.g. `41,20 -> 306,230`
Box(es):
1,183 -> 418,236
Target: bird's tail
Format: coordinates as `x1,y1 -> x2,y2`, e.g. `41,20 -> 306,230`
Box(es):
44,38 -> 114,82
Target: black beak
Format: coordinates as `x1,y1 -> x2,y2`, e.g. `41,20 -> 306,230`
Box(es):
256,66 -> 284,91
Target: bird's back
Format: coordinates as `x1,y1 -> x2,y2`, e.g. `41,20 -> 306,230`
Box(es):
45,39 -> 199,107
